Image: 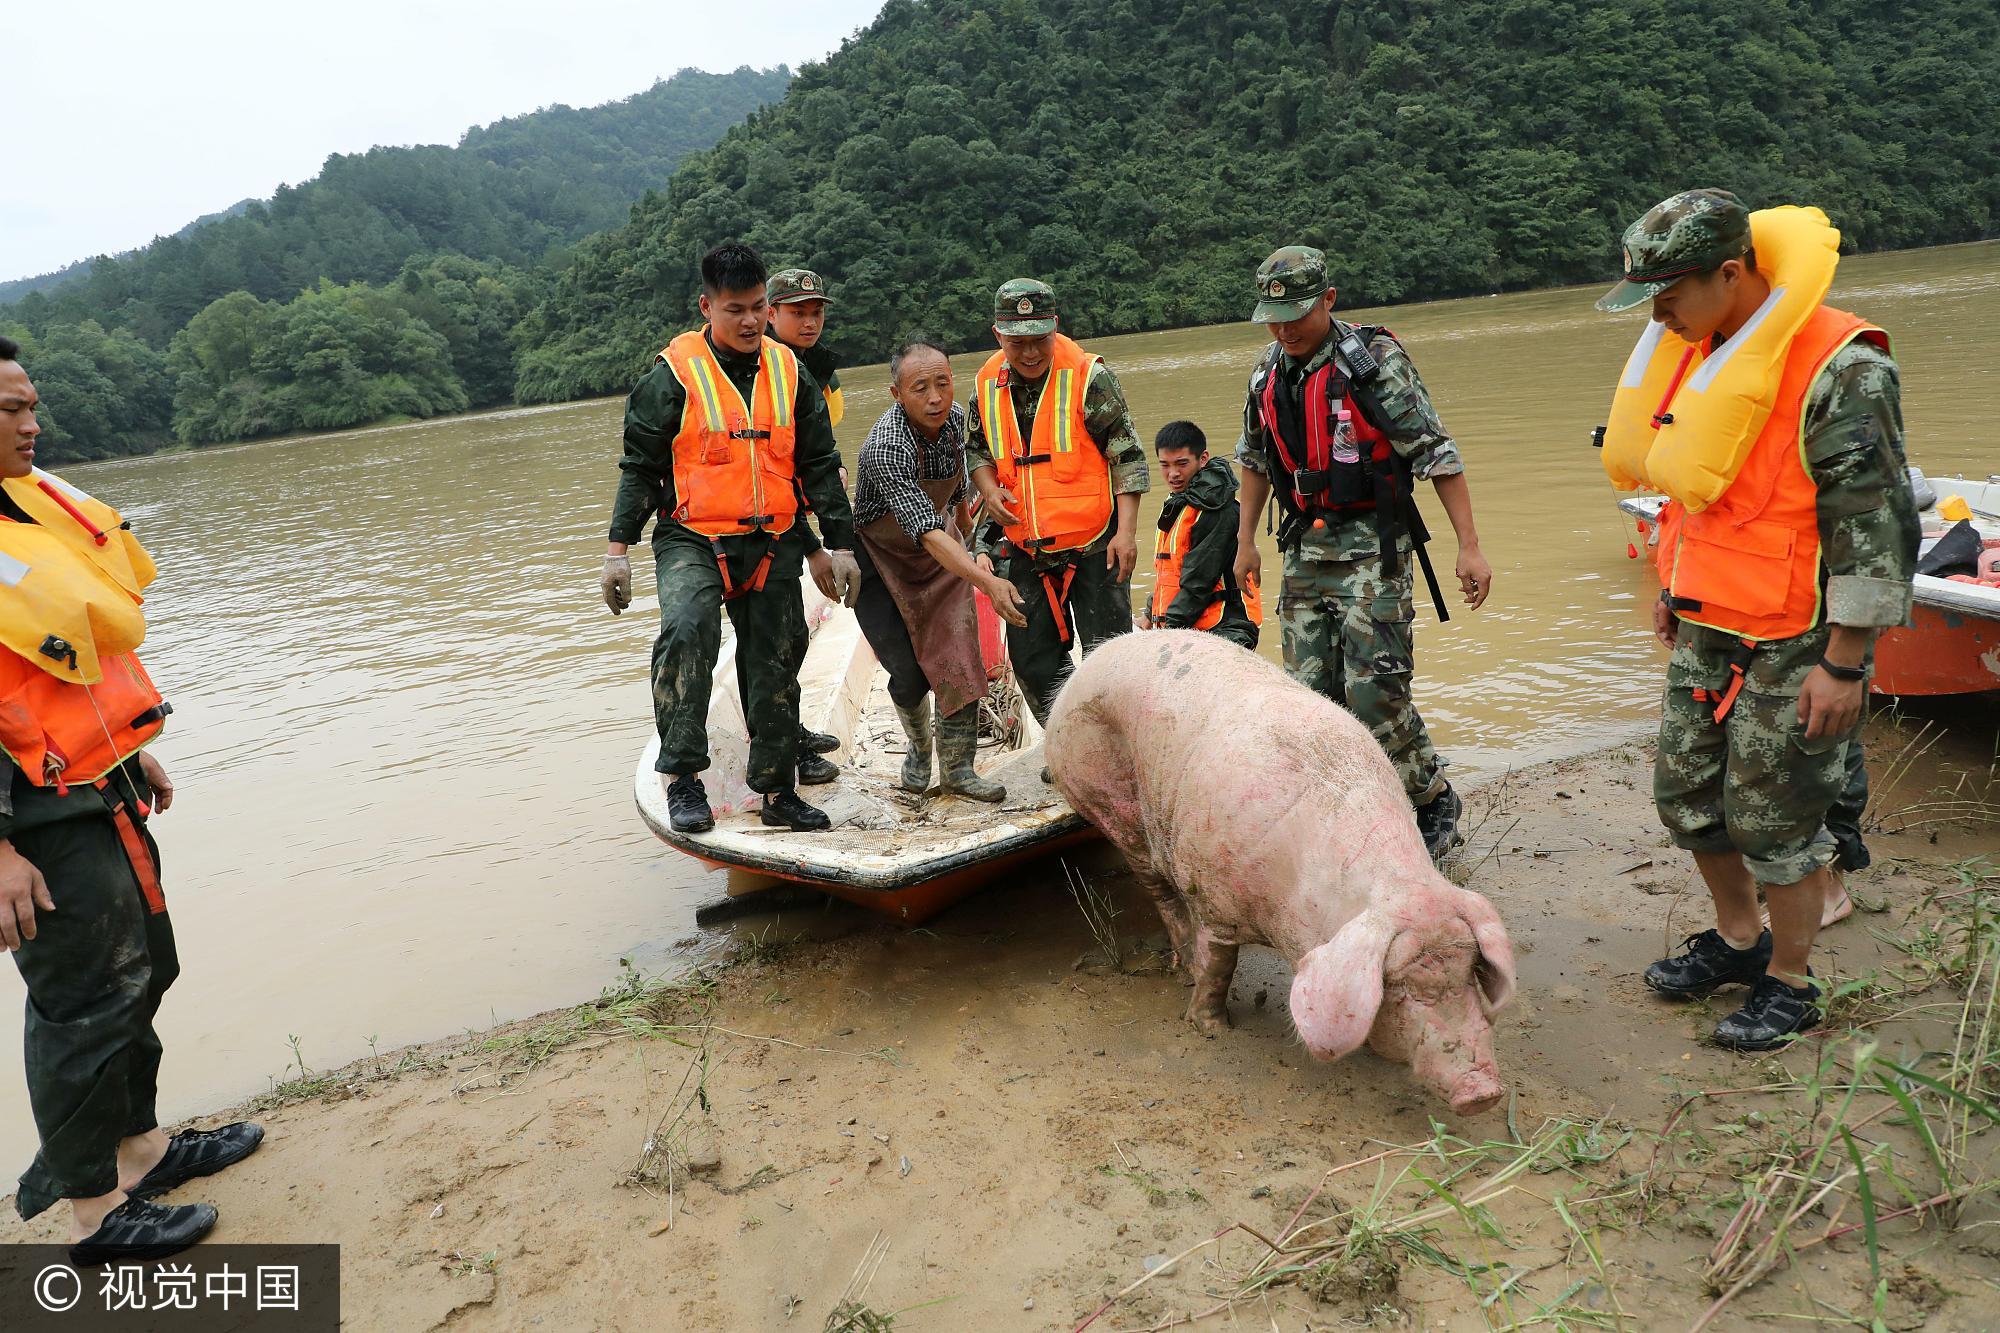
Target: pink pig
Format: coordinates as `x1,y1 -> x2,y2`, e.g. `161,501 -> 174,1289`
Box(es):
1045,630 -> 1516,1115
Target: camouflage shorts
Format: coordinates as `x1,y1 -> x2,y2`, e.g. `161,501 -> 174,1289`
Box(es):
1654,625 -> 1856,886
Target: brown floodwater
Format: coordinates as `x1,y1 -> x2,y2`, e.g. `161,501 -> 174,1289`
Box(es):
4,241 -> 1997,1161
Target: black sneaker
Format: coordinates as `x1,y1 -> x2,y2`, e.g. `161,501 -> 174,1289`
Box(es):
666,775 -> 714,834
129,1122 -> 264,1200
797,753 -> 839,786
1415,783 -> 1463,861
1644,929 -> 1772,998
1714,973 -> 1822,1051
70,1198 -> 217,1266
800,729 -> 839,756
761,789 -> 830,831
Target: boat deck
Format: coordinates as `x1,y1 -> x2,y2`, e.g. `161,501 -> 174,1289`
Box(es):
635,593 -> 1089,907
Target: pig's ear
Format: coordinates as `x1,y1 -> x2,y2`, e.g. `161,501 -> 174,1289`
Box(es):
1290,910 -> 1396,1060
1459,890 -> 1516,1014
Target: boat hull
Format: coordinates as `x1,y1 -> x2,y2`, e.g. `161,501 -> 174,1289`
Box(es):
1872,605 -> 2000,696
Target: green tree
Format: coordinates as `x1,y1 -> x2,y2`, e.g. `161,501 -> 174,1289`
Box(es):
513,0 -> 2000,403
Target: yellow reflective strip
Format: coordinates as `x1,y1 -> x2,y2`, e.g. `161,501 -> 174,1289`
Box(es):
764,344 -> 794,428
688,358 -> 727,431
1052,370 -> 1075,453
982,380 -> 1003,455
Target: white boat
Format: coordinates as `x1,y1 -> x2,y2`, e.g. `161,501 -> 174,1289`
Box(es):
633,584 -> 1091,922
1616,472 -> 2000,695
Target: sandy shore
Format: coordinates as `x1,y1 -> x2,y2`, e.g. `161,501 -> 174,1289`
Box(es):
4,728 -> 1995,1331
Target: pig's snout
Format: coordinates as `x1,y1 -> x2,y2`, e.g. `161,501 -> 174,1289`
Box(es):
1401,995 -> 1505,1116
1447,1069 -> 1504,1116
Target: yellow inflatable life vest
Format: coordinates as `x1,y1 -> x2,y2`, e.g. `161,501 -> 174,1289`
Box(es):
1600,206 -> 1842,512
0,469 -> 156,685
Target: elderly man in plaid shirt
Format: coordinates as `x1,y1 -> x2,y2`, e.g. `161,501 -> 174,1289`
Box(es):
851,335 -> 1026,802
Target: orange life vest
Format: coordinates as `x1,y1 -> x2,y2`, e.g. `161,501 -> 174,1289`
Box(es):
975,335 -> 1113,554
1148,502 -> 1263,630
658,331 -> 801,541
1659,305 -> 1887,646
0,647 -> 167,792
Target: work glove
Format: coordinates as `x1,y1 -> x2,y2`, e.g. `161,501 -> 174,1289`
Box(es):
601,554 -> 633,615
827,550 -> 862,608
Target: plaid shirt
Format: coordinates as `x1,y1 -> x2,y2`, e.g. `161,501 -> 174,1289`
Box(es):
853,403 -> 971,546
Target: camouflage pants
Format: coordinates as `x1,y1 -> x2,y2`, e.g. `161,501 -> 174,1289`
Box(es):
1655,625 -> 1855,886
1278,552 -> 1445,804
10,776 -> 175,1220
650,546 -> 806,794
1001,549 -> 1133,725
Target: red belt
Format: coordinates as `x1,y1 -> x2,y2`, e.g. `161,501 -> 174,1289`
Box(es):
96,776 -> 164,914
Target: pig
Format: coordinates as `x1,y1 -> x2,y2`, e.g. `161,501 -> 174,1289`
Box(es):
1044,629 -> 1516,1115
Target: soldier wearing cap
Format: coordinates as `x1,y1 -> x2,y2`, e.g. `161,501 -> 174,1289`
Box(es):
965,279 -> 1149,731
767,267 -> 846,430
765,266 -> 848,783
1233,246 -> 1492,861
1595,189 -> 1918,1050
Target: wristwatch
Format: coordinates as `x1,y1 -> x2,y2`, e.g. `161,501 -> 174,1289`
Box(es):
1818,657 -> 1866,682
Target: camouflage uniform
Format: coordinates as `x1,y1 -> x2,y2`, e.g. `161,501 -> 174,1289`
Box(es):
966,279 -> 1149,724
1236,248 -> 1461,805
1602,192 -> 1919,886
609,331 -> 853,793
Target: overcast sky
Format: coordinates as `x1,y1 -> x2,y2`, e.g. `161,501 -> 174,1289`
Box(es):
7,0 -> 886,282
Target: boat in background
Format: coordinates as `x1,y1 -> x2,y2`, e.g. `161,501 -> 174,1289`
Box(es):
1616,473 -> 2000,696
635,583 -> 1092,923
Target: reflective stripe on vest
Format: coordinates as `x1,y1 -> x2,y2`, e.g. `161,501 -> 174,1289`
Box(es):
975,335 -> 1113,553
1663,306 -> 1887,642
1148,503 -> 1264,630
659,332 -> 800,538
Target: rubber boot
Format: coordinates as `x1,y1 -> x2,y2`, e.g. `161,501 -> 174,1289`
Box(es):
894,700 -> 933,793
936,701 -> 1005,803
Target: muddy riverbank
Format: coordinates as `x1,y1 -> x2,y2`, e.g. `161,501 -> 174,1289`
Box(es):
6,731 -> 1993,1331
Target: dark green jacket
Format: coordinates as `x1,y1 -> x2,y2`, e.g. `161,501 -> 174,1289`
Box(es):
609,331 -> 853,576
1153,457 -> 1256,644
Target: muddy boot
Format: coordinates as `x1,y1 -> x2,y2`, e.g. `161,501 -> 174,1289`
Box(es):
1415,782 -> 1462,862
936,701 -> 1005,803
894,700 -> 933,793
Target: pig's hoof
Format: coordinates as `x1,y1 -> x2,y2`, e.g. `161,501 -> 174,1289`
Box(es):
1187,1004 -> 1232,1037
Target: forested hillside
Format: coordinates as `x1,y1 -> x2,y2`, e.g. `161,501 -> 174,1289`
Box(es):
515,0 -> 2000,403
1,67 -> 788,460
11,0 -> 2000,459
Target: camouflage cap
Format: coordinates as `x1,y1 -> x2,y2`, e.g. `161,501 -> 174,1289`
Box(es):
767,268 -> 833,305
1252,246 -> 1330,323
993,278 -> 1058,336
1597,189 -> 1752,312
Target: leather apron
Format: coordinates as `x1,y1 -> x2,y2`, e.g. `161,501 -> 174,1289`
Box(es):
857,470 -> 988,717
